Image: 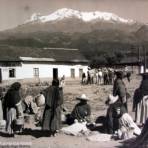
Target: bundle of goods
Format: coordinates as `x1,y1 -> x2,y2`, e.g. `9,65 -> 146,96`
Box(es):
61,120 -> 89,136
35,94 -> 45,107
124,119 -> 148,148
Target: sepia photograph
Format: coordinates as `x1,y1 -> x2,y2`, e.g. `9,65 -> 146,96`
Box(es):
0,0 -> 148,147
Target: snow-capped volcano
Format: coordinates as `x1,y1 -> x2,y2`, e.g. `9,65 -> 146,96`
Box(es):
26,8 -> 134,24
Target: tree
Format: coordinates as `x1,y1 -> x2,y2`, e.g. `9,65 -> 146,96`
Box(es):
115,51 -> 125,63
90,55 -> 107,68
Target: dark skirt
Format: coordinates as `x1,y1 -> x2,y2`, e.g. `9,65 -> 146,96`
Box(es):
42,105 -> 61,132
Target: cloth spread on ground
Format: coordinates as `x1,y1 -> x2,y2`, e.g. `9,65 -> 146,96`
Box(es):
61,121 -> 88,136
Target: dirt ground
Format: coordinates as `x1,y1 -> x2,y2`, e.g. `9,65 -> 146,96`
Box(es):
0,74 -> 142,148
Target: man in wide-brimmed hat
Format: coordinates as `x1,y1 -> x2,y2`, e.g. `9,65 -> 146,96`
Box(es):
66,94 -> 91,125
76,94 -> 90,101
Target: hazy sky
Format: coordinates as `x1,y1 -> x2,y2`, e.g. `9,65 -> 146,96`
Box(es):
0,0 -> 148,31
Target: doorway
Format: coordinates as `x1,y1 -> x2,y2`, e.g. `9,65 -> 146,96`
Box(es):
53,68 -> 58,79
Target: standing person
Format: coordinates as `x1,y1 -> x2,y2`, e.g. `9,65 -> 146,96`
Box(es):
0,87 -> 7,131
98,69 -> 103,85
103,69 -> 109,85
3,82 -> 23,136
81,72 -> 86,85
0,87 -> 4,121
133,73 -> 148,125
60,75 -> 65,87
113,71 -> 128,111
87,71 -> 91,84
108,69 -> 114,85
42,79 -> 63,136
126,72 -> 131,83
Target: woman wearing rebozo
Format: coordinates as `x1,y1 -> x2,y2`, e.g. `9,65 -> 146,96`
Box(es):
3,82 -> 24,136
41,79 -> 63,136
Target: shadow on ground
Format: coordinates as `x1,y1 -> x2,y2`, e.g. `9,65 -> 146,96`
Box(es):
18,128 -> 52,138
115,138 -> 136,148
0,129 -> 52,138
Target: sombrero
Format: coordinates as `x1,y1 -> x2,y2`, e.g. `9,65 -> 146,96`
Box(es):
76,94 -> 89,101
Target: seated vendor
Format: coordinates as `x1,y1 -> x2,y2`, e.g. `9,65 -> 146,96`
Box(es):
105,94 -> 141,139
105,94 -> 127,134
66,94 -> 91,125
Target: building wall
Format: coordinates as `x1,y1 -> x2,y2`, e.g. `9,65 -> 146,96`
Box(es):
0,63 -> 88,81
139,65 -> 148,74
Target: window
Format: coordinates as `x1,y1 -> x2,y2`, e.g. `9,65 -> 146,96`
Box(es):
33,68 -> 39,77
71,68 -> 75,78
9,68 -> 16,78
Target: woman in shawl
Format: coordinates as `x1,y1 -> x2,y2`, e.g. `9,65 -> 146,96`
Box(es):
106,94 -> 141,139
42,79 -> 63,136
3,82 -> 23,136
0,87 -> 4,121
105,94 -> 127,134
113,71 -> 128,111
133,73 -> 148,125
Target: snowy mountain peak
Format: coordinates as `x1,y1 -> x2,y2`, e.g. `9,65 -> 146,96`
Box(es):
26,8 -> 134,24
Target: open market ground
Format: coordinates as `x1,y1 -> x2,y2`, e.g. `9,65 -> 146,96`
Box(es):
0,74 -> 142,148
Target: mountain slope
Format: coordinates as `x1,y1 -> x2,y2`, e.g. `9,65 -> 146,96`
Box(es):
0,8 -> 147,61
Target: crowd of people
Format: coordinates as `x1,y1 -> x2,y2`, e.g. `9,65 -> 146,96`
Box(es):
0,70 -> 147,140
81,68 -> 131,85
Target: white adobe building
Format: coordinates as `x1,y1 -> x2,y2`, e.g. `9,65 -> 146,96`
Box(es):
0,46 -> 88,82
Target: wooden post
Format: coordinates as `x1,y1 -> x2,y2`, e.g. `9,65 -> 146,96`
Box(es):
144,46 -> 147,73
0,69 -> 2,83
138,46 -> 140,62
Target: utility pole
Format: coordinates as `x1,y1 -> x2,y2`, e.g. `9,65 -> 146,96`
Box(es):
143,46 -> 147,73
138,46 -> 140,62
138,46 -> 141,74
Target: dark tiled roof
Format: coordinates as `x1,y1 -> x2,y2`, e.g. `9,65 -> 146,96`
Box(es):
0,46 -> 88,63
